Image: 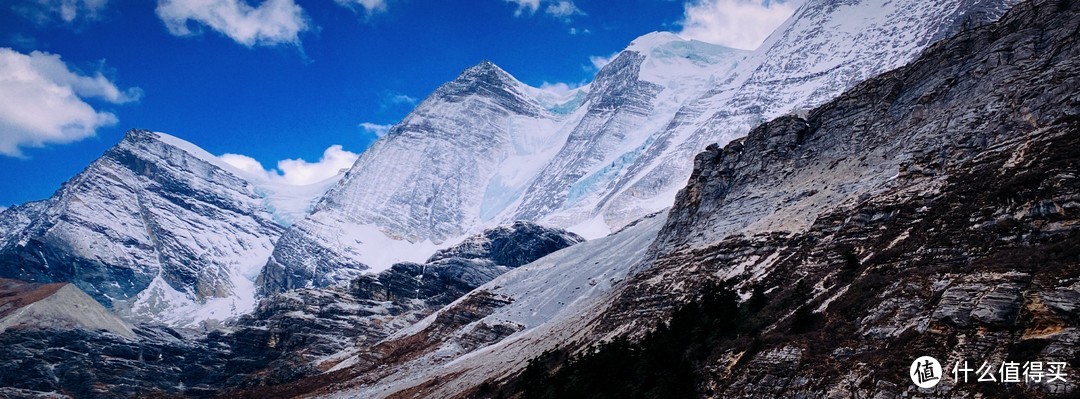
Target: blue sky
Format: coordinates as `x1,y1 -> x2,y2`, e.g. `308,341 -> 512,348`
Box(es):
0,0 -> 799,207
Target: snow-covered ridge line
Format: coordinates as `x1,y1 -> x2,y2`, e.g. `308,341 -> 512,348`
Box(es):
262,0 -> 1017,296
149,130 -> 343,226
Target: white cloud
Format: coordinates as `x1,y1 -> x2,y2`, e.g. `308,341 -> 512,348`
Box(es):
379,91 -> 417,111
156,0 -> 310,47
678,0 -> 800,50
219,144 -> 359,186
387,93 -> 416,106
505,0 -> 540,16
333,0 -> 386,13
359,122 -> 392,138
537,81 -> 578,98
588,52 -> 617,71
14,0 -> 110,25
545,1 -> 582,18
217,153 -> 268,176
568,27 -> 590,35
0,48 -> 141,157
505,0 -> 582,19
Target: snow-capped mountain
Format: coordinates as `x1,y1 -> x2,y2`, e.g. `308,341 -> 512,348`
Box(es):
564,0 -> 1019,234
0,0 -> 1053,396
0,130 -> 338,327
261,0 -> 1017,294
258,61 -> 573,293
279,1 -> 1076,396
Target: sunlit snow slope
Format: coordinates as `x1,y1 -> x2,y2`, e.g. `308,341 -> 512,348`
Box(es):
262,0 -> 1016,294
0,130 -> 342,327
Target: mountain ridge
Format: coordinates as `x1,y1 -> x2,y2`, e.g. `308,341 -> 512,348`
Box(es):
261,0 -> 1020,298
0,129 -> 285,327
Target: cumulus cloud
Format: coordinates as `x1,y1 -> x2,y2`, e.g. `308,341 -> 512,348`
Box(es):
386,93 -> 416,106
505,0 -> 582,19
678,0 -> 800,50
378,91 -> 417,111
217,153 -> 268,176
14,0 -> 110,25
359,122 -> 392,138
505,0 -> 540,16
0,48 -> 141,157
537,81 -> 578,97
333,0 -> 386,14
219,145 -> 359,186
156,0 -> 310,47
545,1 -> 583,18
587,52 -> 617,71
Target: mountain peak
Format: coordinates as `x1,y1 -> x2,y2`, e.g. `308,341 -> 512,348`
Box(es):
114,129 -> 259,183
451,60 -> 517,87
625,31 -> 685,53
431,60 -> 541,116
469,59 -> 502,72
120,128 -> 155,141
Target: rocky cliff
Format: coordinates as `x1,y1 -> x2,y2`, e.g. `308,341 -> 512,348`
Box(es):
275,0 -> 1078,397
260,0 -> 1018,295
0,222 -> 581,398
589,0 -> 1080,397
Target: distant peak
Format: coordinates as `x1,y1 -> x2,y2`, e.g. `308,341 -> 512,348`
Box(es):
472,60 -> 500,71
120,128 -> 156,142
433,60 -> 541,116
620,30 -> 748,69
456,60 -> 516,85
625,31 -> 685,53
114,128 -> 260,181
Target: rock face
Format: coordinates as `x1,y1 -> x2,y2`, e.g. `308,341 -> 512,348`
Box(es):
0,323 -> 285,399
0,222 -> 582,398
260,0 -> 1017,296
235,222 -> 583,383
586,0 -> 1079,397
0,0 -> 1044,397
351,221 -> 584,305
0,130 -> 286,326
249,0 -> 1076,397
257,62 -> 567,293
236,213 -> 665,399
0,278 -> 134,338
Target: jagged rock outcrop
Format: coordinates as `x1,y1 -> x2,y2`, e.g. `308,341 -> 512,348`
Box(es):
0,222 -> 581,398
0,0 -> 1043,397
352,221 -> 584,306
228,213 -> 664,399
263,0 -> 1017,296
260,0 -> 1076,397
257,62 -> 568,294
230,222 -> 583,386
0,319 -> 322,399
587,0 -> 1080,397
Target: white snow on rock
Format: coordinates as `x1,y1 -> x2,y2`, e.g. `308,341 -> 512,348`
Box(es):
325,212 -> 667,399
265,0 -> 1013,293
0,130 -> 344,328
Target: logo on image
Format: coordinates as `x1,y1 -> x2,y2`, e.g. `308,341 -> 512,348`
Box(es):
911,356 -> 942,388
